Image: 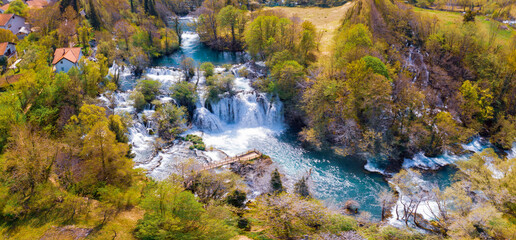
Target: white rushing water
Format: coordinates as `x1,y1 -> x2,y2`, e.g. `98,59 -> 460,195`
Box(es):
365,137 -> 495,175
190,64 -> 285,155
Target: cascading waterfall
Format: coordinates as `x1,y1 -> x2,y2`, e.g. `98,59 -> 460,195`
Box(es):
101,21 -> 516,221
193,92 -> 283,132
208,92 -> 283,128
406,46 -> 430,86
192,61 -> 281,132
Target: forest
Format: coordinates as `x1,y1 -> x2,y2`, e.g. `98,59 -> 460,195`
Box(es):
0,0 -> 514,239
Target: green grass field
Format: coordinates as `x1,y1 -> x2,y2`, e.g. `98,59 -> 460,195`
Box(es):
413,7 -> 514,46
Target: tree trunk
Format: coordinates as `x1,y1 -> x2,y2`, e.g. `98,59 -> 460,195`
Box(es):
231,25 -> 236,50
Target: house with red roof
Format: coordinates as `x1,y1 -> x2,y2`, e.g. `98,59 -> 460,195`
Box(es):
0,42 -> 15,58
27,0 -> 48,9
0,13 -> 29,38
52,47 -> 82,73
0,4 -> 9,13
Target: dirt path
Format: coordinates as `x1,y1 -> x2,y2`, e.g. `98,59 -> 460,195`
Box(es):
263,2 -> 354,56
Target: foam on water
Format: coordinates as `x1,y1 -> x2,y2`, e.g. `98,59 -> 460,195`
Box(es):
401,137 -> 491,170
507,142 -> 516,159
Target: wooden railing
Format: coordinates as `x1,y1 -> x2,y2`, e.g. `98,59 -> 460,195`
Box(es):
199,149 -> 262,171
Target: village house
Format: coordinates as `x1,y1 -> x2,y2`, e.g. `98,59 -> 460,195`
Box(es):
0,4 -> 8,13
0,42 -> 15,58
52,47 -> 82,73
1,0 -> 26,5
0,13 -> 29,38
27,0 -> 49,9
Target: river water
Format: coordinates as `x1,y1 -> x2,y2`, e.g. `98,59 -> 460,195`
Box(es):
152,17 -> 248,67
107,18 -> 506,221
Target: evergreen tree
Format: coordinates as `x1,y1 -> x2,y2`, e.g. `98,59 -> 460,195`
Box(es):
270,169 -> 283,194
144,0 -> 157,16
226,189 -> 247,208
88,0 -> 101,30
294,176 -> 310,198
60,0 -> 78,12
172,17 -> 182,45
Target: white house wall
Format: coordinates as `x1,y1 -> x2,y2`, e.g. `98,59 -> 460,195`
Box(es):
55,59 -> 77,73
0,15 -> 26,35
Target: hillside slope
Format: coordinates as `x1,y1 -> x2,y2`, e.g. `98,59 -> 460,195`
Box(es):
263,2 -> 354,55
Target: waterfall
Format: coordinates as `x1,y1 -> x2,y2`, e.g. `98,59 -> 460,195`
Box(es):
406,46 -> 430,87
193,91 -> 283,132
193,107 -> 224,132
145,67 -> 184,89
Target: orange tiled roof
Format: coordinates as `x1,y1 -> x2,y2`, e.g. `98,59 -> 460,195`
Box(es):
52,47 -> 82,65
0,13 -> 13,26
0,4 -> 9,12
0,42 -> 8,54
27,0 -> 48,9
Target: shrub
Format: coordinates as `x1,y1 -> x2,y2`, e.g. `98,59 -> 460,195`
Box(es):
136,79 -> 161,103
200,62 -> 215,78
130,90 -> 146,112
185,134 -> 206,150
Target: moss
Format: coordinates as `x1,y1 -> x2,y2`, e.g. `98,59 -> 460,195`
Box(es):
185,134 -> 205,150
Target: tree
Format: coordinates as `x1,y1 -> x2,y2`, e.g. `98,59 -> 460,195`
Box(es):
200,62 -> 215,78
108,114 -> 129,143
170,81 -> 198,116
1,126 -> 59,199
463,10 -> 475,23
434,111 -> 473,152
0,56 -> 7,74
299,21 -> 317,65
247,193 -> 329,239
196,0 -> 224,44
226,189 -> 247,208
129,47 -> 150,75
390,169 -> 426,226
88,0 -> 101,29
439,150 -> 516,238
76,104 -> 107,132
245,16 -> 293,60
270,60 -> 305,101
114,20 -> 135,51
334,24 -> 373,67
79,59 -> 104,97
294,175 -> 310,198
77,20 -> 93,49
181,57 -> 196,80
130,90 -> 146,112
459,80 -> 494,127
270,168 -> 283,194
136,79 -> 162,103
143,0 -> 157,16
153,103 -> 187,141
0,29 -> 16,43
135,180 -> 238,240
362,56 -> 389,79
217,5 -> 244,49
378,189 -> 395,221
171,16 -> 182,45
6,0 -> 28,17
80,121 -> 134,193
57,6 -> 78,46
159,28 -> 179,55
187,170 -> 244,204
491,115 -> 516,150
